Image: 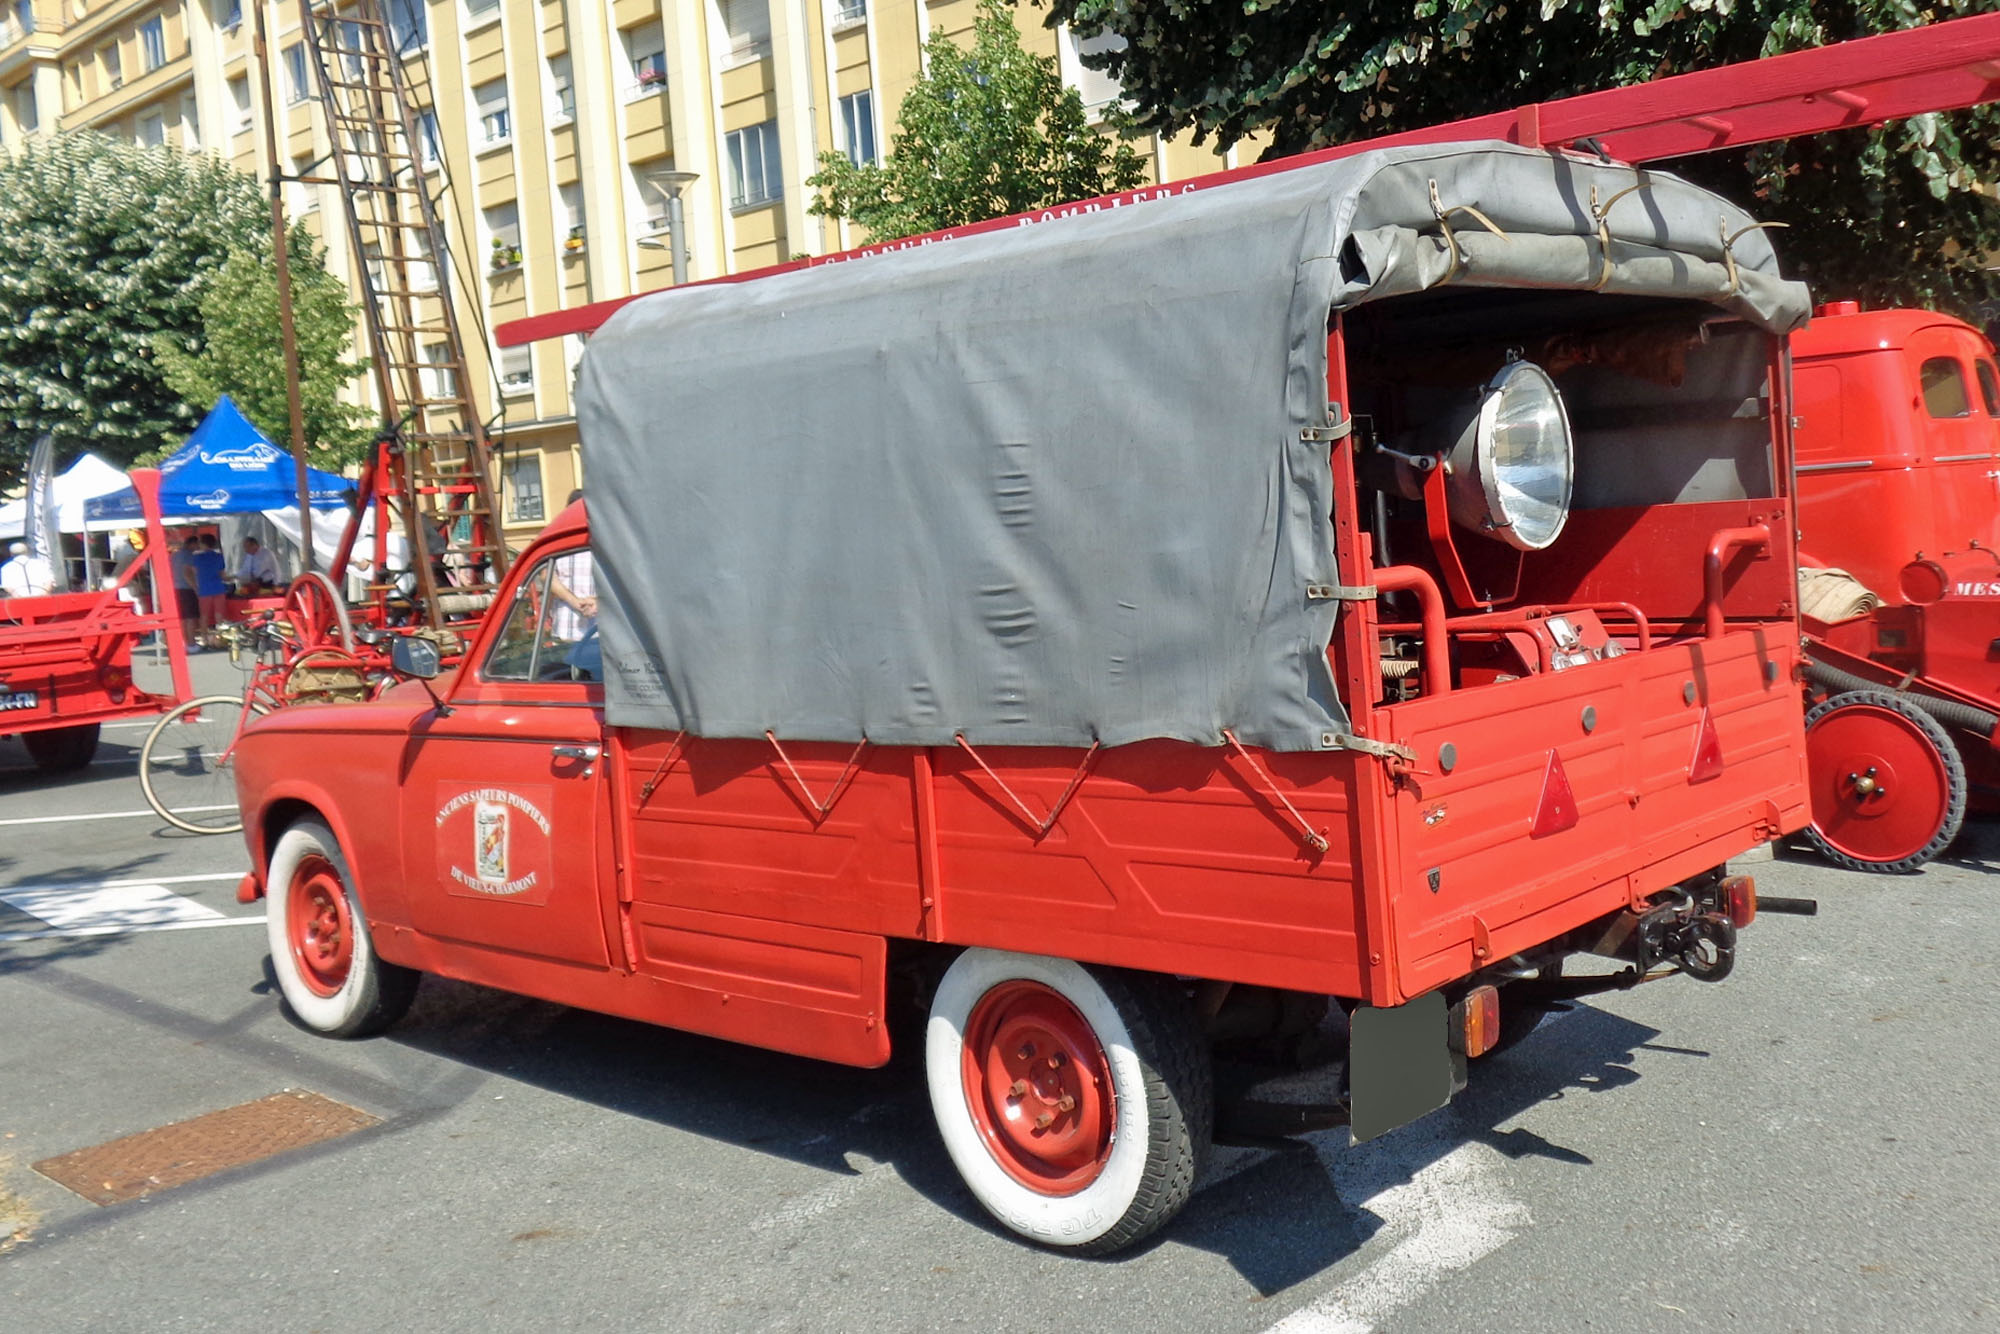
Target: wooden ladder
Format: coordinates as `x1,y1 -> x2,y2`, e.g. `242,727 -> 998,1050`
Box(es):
296,0 -> 509,628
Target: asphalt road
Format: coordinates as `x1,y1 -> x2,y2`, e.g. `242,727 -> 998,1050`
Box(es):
2,647 -> 1995,1331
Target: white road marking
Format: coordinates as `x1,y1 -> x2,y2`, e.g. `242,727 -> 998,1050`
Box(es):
0,872 -> 254,943
1263,1125 -> 1530,1334
0,805 -> 236,828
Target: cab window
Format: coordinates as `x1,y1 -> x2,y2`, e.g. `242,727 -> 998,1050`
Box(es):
1920,356 -> 1971,418
1977,359 -> 2000,417
480,547 -> 600,683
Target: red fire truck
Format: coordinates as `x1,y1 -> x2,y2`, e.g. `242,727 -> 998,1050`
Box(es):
1,470 -> 191,774
231,138 -> 1806,1252
1788,301 -> 2000,870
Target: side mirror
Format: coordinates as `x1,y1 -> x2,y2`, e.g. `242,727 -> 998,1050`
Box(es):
390,634 -> 441,679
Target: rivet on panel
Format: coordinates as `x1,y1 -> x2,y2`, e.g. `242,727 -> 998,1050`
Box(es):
1682,681 -> 1697,706
1581,705 -> 1598,734
1438,742 -> 1458,773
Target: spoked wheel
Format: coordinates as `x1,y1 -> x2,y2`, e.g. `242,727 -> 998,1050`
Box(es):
266,817 -> 418,1037
926,949 -> 1210,1255
283,572 -> 356,656
138,694 -> 262,834
1804,689 -> 1967,873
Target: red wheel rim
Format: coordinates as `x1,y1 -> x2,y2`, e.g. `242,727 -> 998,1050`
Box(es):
1807,703 -> 1952,864
960,981 -> 1115,1196
286,855 -> 354,997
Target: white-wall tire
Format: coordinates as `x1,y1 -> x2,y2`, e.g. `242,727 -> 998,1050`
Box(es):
266,817 -> 418,1038
925,949 -> 1210,1254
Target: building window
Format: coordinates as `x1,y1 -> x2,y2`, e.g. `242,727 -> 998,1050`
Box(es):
420,344 -> 457,400
474,78 -> 509,145
415,108 -> 441,166
465,0 -> 499,23
725,120 -> 781,209
832,0 -> 865,24
386,0 -> 426,52
625,23 -> 665,99
219,0 -> 242,31
1059,25 -> 1127,113
485,200 -> 521,272
284,43 -> 308,104
560,182 -> 584,250
140,17 -> 166,72
547,54 -> 573,122
228,73 -> 251,133
14,81 -> 37,133
839,90 -> 875,167
180,92 -> 199,148
717,0 -> 770,65
506,454 -> 544,522
137,111 -> 166,146
407,229 -> 439,291
103,42 -> 123,91
499,347 -> 534,398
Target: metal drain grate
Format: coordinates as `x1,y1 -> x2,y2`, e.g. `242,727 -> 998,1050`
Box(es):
32,1091 -> 378,1205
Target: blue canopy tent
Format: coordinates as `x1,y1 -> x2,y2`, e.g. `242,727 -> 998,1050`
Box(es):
87,396 -> 351,521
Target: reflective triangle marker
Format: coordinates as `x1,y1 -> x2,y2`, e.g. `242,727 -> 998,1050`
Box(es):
1689,707 -> 1725,783
1530,750 -> 1579,838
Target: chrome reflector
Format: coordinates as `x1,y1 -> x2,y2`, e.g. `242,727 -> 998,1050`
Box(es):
1443,359 -> 1574,551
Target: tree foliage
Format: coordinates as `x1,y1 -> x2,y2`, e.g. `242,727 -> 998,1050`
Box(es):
153,246 -> 375,468
809,0 -> 1148,242
1048,0 -> 2000,316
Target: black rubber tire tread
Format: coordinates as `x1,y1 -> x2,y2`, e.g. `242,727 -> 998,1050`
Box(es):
139,695 -> 250,834
1804,656 -> 1998,739
24,723 -> 100,774
274,816 -> 420,1038
1804,689 -> 1968,875
1072,966 -> 1213,1258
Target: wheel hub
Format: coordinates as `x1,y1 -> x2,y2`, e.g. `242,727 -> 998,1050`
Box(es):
1807,697 -> 1958,867
288,856 -> 354,997
962,981 -> 1114,1195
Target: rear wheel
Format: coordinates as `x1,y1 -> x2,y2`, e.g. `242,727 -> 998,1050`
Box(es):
266,817 -> 418,1037
139,694 -> 256,834
1804,689 -> 1966,873
23,723 -> 99,774
926,949 -> 1210,1254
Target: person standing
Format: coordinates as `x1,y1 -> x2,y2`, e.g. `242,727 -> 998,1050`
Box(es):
170,534 -> 203,650
1,541 -> 56,599
190,534 -> 230,645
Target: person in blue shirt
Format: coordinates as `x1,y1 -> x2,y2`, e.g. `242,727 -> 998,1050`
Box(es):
191,534 -> 230,646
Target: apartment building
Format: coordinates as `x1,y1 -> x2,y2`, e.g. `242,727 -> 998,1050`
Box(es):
1,0 -> 1254,543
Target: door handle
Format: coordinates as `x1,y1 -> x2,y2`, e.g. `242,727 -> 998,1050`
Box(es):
551,744 -> 601,760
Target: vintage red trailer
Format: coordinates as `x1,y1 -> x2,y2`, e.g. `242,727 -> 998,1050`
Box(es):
1786,301 -> 2000,870
0,469 -> 191,773
231,142 -> 1808,1252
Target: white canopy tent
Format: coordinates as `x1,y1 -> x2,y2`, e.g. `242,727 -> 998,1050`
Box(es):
0,454 -> 133,538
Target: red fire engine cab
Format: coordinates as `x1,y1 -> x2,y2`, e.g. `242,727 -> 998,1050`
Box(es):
1789,301 -> 2000,870
231,142 -> 1806,1253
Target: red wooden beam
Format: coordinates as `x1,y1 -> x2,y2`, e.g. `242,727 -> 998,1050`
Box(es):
496,13 -> 2000,349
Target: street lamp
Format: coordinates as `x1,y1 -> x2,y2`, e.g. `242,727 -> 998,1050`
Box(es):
637,168 -> 699,287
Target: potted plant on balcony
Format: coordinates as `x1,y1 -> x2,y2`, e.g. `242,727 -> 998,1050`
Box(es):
637,66 -> 667,92
489,238 -> 522,273
564,225 -> 585,253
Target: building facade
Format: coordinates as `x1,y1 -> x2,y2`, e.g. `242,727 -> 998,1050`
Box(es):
1,0 -> 1260,543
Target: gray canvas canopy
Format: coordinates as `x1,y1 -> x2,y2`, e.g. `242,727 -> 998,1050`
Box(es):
576,141 -> 1810,751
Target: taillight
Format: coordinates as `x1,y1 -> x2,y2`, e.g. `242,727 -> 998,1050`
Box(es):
101,664 -> 131,703
1721,874 -> 1756,927
1461,984 -> 1501,1059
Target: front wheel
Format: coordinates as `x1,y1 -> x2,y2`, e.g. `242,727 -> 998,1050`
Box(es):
24,723 -> 99,774
140,695 -> 260,834
266,817 -> 419,1038
926,949 -> 1211,1255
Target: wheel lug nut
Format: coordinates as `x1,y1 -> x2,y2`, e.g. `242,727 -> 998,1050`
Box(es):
1008,1080 -> 1028,1098
1048,1051 -> 1066,1068
1035,1112 -> 1054,1130
1057,1094 -> 1075,1112
1017,1043 -> 1036,1060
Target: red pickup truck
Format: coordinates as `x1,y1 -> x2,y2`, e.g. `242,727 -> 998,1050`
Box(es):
231,142 -> 1806,1252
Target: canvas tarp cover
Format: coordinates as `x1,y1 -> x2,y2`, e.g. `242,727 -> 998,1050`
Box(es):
577,141 -> 1810,751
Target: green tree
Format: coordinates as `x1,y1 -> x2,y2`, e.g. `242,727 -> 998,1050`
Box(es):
0,133 -> 269,485
808,0 -> 1148,242
1047,0 -> 2000,316
153,246 -> 375,468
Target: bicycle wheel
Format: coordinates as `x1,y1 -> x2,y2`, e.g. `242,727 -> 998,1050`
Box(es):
139,694 -> 261,834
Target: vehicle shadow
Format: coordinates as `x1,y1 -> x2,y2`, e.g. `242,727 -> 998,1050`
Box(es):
376,972 -> 1657,1291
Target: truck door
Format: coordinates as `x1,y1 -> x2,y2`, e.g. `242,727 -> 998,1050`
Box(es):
400,543 -> 613,968
1907,326 -> 2000,549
